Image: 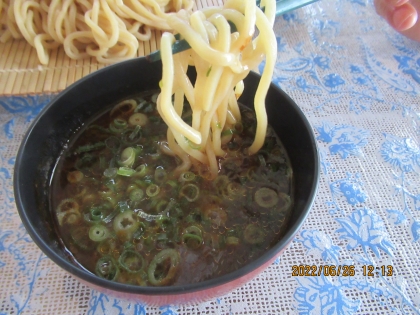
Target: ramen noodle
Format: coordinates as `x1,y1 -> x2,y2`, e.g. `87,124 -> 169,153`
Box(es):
0,0 -> 194,64
156,0 -> 277,178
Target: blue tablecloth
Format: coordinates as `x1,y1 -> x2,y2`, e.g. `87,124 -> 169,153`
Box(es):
1,0 -> 419,314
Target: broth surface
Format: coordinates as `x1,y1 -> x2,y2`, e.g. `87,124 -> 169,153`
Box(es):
50,91 -> 293,286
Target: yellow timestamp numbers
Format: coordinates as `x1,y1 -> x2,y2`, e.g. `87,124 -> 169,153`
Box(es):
291,265 -> 356,277
291,265 -> 394,277
362,265 -> 393,277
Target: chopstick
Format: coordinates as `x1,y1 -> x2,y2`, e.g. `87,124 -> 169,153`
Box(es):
146,0 -> 318,62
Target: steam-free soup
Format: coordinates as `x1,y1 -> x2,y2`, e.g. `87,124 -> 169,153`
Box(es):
50,91 -> 293,286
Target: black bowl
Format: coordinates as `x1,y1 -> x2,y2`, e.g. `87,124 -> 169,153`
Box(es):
14,57 -> 319,305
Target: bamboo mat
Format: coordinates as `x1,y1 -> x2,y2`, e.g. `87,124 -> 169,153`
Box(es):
0,0 -> 224,96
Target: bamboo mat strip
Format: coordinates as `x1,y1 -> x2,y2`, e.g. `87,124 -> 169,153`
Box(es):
0,0 -> 222,96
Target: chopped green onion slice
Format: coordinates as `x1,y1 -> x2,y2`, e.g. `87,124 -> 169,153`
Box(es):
117,166 -> 136,177
226,182 -> 245,197
89,225 -> 110,242
135,100 -> 147,112
129,113 -> 148,126
226,236 -> 240,246
182,233 -> 203,249
56,210 -> 81,226
118,147 -> 136,167
184,225 -> 202,236
254,187 -> 279,208
146,184 -> 160,197
121,127 -> 142,145
119,250 -> 144,273
114,118 -> 127,128
75,154 -> 96,171
110,99 -> 136,116
113,210 -> 140,241
90,207 -> 104,221
164,180 -> 178,190
103,167 -> 118,178
95,256 -> 119,281
75,142 -> 105,154
179,184 -> 199,202
178,171 -> 196,182
155,199 -> 168,213
147,249 -> 180,286
129,126 -> 142,141
135,164 -> 148,177
244,224 -> 265,244
129,188 -> 144,202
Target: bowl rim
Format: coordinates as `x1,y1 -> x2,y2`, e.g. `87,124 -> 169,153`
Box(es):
14,57 -> 320,296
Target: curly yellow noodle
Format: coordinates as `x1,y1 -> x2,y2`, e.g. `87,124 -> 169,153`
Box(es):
155,0 -> 277,179
1,0 -> 193,64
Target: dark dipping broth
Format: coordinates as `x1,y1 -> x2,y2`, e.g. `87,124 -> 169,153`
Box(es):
50,91 -> 293,287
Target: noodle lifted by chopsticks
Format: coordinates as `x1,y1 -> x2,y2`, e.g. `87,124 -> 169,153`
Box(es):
156,0 -> 277,179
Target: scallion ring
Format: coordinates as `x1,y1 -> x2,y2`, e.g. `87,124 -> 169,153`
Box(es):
135,164 -> 149,177
254,187 -> 279,208
119,250 -> 145,273
182,233 -> 203,249
89,225 -> 110,242
178,171 -> 196,182
118,147 -> 136,167
147,249 -> 180,286
129,113 -> 149,126
56,210 -> 81,226
109,118 -> 128,133
113,210 -> 140,241
129,188 -> 144,202
95,256 -> 119,281
244,223 -> 265,244
146,184 -> 160,197
110,99 -> 136,117
182,225 -> 203,249
226,236 -> 240,246
103,167 -> 118,178
117,166 -> 136,177
90,207 -> 104,222
179,184 -> 199,202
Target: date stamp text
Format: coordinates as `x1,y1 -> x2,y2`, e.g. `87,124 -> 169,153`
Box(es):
292,265 -> 394,277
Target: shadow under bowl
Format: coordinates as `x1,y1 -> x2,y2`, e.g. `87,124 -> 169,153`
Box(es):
14,57 -> 319,306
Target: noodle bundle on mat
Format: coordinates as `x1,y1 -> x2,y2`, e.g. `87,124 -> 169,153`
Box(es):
0,0 -> 194,64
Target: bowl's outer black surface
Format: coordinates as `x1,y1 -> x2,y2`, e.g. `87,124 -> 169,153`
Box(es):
14,57 -> 319,296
